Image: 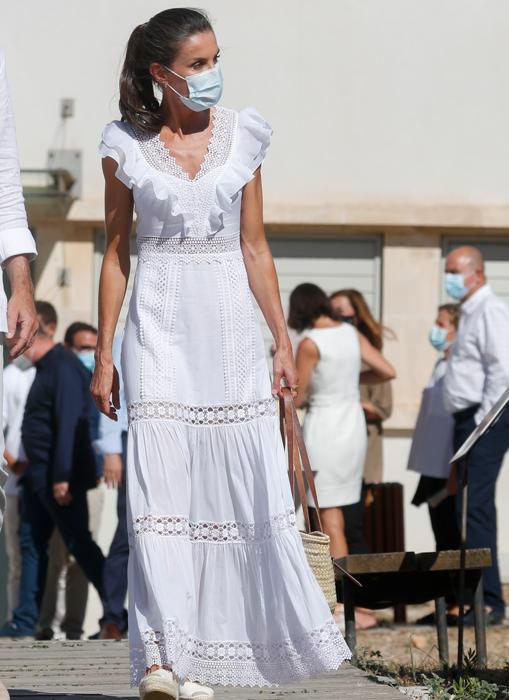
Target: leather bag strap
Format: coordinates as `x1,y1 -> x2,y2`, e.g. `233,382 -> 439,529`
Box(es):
279,388 -> 324,533
279,389 -> 363,588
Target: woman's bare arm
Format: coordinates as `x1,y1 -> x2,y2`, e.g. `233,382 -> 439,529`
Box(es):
294,338 -> 319,408
240,168 -> 298,396
91,157 -> 133,416
358,331 -> 396,384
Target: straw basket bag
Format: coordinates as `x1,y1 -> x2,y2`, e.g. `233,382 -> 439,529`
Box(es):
279,388 -> 337,611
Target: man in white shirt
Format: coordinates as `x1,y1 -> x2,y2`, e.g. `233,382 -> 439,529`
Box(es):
0,48 -> 38,531
443,245 -> 509,625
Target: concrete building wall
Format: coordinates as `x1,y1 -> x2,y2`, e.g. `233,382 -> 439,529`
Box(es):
2,1 -> 509,219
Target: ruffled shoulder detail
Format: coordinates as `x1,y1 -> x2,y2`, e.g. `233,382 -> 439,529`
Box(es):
210,107 -> 272,234
236,106 -> 272,173
99,120 -> 137,190
99,120 -> 188,224
99,109 -> 272,236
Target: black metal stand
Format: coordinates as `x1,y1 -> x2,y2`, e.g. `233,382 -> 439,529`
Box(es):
456,457 -> 467,670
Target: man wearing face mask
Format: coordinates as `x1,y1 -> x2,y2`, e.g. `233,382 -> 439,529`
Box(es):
35,322 -> 103,641
408,304 -> 460,624
0,313 -> 104,638
443,245 -> 509,625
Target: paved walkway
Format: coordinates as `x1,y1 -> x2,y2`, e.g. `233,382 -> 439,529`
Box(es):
0,640 -> 403,699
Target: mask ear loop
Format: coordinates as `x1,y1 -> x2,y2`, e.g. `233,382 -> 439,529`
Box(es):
161,66 -> 189,100
162,80 -> 186,100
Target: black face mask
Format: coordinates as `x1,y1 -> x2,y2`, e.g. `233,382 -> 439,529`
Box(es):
336,314 -> 356,325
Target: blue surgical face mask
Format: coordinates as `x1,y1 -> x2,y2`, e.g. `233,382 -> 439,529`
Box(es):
429,324 -> 451,352
12,354 -> 33,371
164,63 -> 223,112
77,350 -> 96,373
445,272 -> 469,301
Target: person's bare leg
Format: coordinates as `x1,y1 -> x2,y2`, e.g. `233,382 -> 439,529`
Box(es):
320,507 -> 348,621
320,507 -> 348,558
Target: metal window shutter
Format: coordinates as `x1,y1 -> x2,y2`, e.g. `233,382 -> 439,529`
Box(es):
257,235 -> 382,356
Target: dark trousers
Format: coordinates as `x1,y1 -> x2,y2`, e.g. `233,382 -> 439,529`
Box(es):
13,480 -> 105,634
101,431 -> 129,630
453,404 -> 509,614
342,485 -> 370,555
412,474 -> 461,552
429,491 -> 461,553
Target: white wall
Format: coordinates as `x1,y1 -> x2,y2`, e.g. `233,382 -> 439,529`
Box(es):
2,1 -> 509,215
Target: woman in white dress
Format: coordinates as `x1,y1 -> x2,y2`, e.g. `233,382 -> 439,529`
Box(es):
91,9 -> 350,700
289,284 -> 395,559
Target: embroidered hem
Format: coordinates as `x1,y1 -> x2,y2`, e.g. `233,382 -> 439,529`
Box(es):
130,618 -> 351,687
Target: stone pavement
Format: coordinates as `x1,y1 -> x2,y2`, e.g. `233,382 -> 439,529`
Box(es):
0,640 -> 403,699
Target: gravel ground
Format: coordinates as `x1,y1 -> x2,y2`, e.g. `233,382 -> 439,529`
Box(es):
353,585 -> 509,672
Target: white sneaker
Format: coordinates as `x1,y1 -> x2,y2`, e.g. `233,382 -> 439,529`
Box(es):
178,679 -> 214,699
139,669 -> 178,700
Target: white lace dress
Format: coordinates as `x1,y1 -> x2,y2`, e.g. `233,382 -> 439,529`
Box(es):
99,106 -> 350,687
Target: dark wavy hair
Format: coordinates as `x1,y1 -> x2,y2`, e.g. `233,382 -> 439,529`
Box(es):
119,8 -> 213,133
287,283 -> 333,333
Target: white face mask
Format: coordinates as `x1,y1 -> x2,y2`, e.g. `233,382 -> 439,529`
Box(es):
164,63 -> 223,112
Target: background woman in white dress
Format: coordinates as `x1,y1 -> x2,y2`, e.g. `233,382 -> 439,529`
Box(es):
91,9 -> 350,700
288,284 -> 395,560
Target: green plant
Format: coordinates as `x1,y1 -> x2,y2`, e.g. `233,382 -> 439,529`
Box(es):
354,646 -> 509,699
425,673 -> 509,700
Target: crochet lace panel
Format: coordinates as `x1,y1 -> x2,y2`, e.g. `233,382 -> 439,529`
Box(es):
137,236 -> 240,261
130,617 -> 351,687
128,397 -> 277,426
133,107 -> 235,181
133,509 -> 297,544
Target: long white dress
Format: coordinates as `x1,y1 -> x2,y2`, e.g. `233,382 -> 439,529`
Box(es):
303,325 -> 367,508
99,106 -> 350,687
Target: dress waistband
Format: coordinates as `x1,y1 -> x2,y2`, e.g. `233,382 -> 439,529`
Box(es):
137,236 -> 241,258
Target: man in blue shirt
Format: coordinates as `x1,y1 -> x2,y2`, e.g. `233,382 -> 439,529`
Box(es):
0,310 -> 105,637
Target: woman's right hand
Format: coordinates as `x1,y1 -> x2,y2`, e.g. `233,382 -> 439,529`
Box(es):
91,356 -> 120,419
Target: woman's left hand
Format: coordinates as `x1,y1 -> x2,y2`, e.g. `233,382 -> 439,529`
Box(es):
272,344 -> 298,398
